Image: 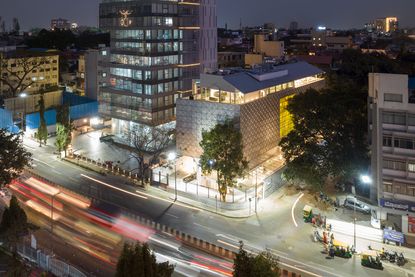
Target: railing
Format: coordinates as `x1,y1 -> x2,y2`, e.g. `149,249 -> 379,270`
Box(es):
17,243 -> 87,277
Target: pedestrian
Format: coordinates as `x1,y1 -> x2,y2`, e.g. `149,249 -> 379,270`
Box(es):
323,231 -> 328,244
330,233 -> 334,244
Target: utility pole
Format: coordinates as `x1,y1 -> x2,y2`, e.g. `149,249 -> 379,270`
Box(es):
354,198 -> 356,251
255,168 -> 258,213
174,163 -> 177,201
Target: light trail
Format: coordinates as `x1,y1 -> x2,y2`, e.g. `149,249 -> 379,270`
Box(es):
80,173 -> 201,211
80,174 -> 148,199
217,240 -> 239,250
135,189 -> 202,212
291,192 -> 304,227
149,236 -> 180,251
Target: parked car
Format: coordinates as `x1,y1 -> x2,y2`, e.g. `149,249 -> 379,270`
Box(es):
183,173 -> 196,183
344,196 -> 371,214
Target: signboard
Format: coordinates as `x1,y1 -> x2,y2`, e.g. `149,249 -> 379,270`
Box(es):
383,228 -> 404,244
409,216 -> 415,234
379,198 -> 415,213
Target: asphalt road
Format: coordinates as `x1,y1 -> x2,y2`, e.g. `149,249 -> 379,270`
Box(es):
11,175 -> 234,277
24,139 -> 411,277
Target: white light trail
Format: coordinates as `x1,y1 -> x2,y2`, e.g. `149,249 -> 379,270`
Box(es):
291,193 -> 304,227
80,174 -> 147,199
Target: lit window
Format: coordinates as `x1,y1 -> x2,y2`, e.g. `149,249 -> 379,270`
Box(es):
101,50 -> 107,56
165,17 -> 173,26
409,163 -> 415,172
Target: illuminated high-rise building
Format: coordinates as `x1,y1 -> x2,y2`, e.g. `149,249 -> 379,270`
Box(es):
374,17 -> 398,33
99,0 -> 217,138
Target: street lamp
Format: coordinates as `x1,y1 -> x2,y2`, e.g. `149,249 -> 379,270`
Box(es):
168,152 -> 177,201
360,175 -> 372,184
19,93 -> 27,136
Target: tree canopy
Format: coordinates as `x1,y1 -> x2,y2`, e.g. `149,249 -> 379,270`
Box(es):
279,77 -> 369,190
116,242 -> 174,277
0,129 -> 31,187
35,94 -> 48,147
234,242 -> 280,277
0,195 -> 28,249
55,103 -> 73,157
25,29 -> 110,51
199,120 -> 248,201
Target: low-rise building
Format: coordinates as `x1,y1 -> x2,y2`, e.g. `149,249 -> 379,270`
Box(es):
51,18 -> 71,31
218,51 -> 245,68
0,47 -> 59,96
245,34 -> 284,67
368,73 -> 415,244
176,61 -> 325,169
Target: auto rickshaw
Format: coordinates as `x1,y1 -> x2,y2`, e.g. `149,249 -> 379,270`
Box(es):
332,240 -> 352,258
303,205 -> 313,222
361,251 -> 383,270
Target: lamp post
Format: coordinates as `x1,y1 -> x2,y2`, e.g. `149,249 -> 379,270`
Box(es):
255,168 -> 258,213
168,152 -> 177,201
353,198 -> 356,251
19,93 -> 27,138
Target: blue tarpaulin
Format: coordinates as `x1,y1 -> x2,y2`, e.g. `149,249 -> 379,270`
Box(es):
25,93 -> 98,129
0,108 -> 19,132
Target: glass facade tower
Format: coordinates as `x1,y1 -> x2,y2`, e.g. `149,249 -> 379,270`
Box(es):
99,0 -> 205,135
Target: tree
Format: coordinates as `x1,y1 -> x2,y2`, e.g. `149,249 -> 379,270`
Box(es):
0,20 -> 5,34
0,196 -> 28,252
35,94 -> 48,147
126,125 -> 174,183
0,129 -> 31,187
199,120 -> 248,201
279,79 -> 369,190
55,103 -> 73,157
116,242 -> 174,277
0,54 -> 47,98
234,242 -> 280,277
12,18 -> 20,34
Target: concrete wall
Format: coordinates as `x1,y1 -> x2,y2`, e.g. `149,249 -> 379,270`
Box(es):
4,90 -> 62,115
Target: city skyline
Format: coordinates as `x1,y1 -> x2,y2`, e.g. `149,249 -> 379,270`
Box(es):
1,0 -> 415,31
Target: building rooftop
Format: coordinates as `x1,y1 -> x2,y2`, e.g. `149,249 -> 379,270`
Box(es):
205,61 -> 323,94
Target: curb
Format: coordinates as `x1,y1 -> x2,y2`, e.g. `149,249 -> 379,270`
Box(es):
65,156 -> 252,219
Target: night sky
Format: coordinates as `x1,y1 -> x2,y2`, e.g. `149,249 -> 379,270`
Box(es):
1,0 -> 414,31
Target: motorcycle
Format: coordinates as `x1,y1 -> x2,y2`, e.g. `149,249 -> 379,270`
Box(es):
397,253 -> 406,266
388,252 -> 396,263
314,230 -> 323,243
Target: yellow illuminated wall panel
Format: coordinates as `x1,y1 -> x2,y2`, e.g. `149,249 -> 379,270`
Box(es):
279,95 -> 294,137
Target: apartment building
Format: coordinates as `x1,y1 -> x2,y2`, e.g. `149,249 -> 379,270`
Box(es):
0,48 -> 59,96
369,73 -> 415,241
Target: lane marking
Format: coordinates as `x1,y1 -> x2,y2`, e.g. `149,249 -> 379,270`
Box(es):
217,239 -> 239,250
33,158 -> 56,169
134,190 -> 202,212
80,174 -> 147,200
193,222 -> 211,230
24,144 -> 36,150
267,248 -> 340,277
216,234 -> 240,243
291,193 -> 304,227
52,169 -> 62,175
166,213 -> 179,219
